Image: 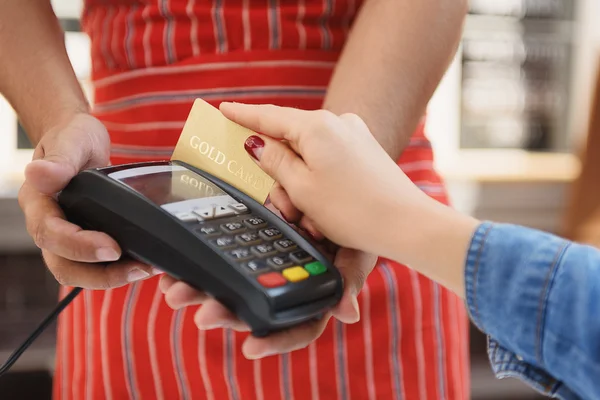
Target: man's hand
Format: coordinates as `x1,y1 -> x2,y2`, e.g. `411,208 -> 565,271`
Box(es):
18,113 -> 159,289
160,248 -> 377,359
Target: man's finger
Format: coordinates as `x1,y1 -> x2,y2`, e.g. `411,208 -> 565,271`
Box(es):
43,251 -> 159,289
330,249 -> 378,324
19,182 -> 121,262
159,274 -> 178,293
334,248 -> 377,298
332,289 -> 361,324
36,216 -> 121,262
241,313 -> 331,359
163,280 -> 209,310
194,299 -> 250,331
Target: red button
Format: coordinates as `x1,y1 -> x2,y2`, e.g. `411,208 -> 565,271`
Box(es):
257,272 -> 286,288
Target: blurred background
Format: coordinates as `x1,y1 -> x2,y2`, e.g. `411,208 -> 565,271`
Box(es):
1,0 -> 599,398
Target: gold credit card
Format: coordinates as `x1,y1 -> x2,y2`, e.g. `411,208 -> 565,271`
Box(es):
171,99 -> 275,204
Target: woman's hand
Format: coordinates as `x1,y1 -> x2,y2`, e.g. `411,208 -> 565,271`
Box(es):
221,102 -> 478,296
18,113 -> 159,289
220,102 -> 433,258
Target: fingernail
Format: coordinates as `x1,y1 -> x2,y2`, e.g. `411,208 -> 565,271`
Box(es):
351,296 -> 360,322
197,322 -> 222,330
96,248 -> 120,262
245,350 -> 275,360
151,267 -> 164,275
158,277 -> 171,293
127,268 -> 151,283
244,136 -> 264,161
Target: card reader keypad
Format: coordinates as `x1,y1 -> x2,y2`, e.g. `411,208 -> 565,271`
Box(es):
188,202 -> 329,290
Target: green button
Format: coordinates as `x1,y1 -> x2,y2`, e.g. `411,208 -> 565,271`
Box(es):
304,261 -> 327,275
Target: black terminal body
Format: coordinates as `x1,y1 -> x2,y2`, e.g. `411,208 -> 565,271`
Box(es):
58,160 -> 343,336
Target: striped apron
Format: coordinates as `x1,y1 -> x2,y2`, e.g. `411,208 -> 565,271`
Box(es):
53,1 -> 470,399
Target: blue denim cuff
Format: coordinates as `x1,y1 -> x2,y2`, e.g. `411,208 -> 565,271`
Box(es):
486,338 -> 581,400
464,221 -> 494,332
464,221 -> 569,367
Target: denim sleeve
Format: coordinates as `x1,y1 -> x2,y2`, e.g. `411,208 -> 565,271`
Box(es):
465,222 -> 600,400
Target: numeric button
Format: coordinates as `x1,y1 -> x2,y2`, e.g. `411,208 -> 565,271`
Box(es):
245,259 -> 269,272
236,232 -> 261,246
251,244 -> 277,258
244,217 -> 267,229
290,250 -> 312,264
196,226 -> 220,237
213,236 -> 236,249
227,248 -> 254,261
268,255 -> 293,269
274,239 -> 297,252
221,222 -> 246,234
259,227 -> 282,241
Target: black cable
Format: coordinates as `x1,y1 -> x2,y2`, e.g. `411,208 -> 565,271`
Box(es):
0,287 -> 82,377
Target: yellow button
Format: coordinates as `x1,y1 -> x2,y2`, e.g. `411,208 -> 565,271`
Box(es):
282,266 -> 309,282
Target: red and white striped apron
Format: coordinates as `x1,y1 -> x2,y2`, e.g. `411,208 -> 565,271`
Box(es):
54,1 -> 470,398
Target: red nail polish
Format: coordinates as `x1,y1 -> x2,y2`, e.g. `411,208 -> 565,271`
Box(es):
244,136 -> 265,161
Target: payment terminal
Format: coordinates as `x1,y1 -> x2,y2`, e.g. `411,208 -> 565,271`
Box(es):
57,160 -> 343,336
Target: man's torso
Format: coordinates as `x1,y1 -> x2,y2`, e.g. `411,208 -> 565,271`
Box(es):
53,2 -> 470,399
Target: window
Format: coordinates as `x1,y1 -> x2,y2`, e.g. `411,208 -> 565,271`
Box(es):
17,122 -> 33,150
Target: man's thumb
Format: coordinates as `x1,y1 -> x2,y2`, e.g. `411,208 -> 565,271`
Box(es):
333,265 -> 366,324
25,146 -> 86,195
332,249 -> 378,324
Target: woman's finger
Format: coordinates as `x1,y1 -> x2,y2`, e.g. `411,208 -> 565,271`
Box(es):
244,135 -> 308,192
220,103 -> 306,141
269,183 -> 303,223
298,216 -> 325,241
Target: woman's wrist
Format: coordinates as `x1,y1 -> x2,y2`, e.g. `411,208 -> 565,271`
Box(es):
378,194 -> 480,297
